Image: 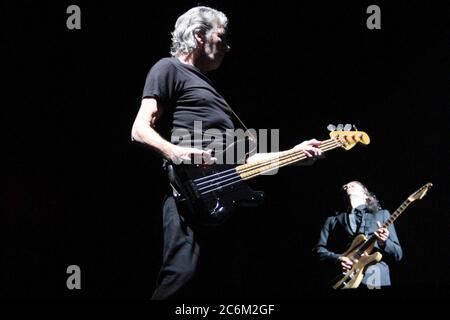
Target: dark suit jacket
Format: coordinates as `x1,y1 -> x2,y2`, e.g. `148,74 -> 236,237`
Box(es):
313,209 -> 403,287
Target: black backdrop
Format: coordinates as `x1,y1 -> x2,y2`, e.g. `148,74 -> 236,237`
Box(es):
1,1 -> 449,301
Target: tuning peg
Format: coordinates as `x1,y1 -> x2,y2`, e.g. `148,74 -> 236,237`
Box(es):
353,124 -> 358,131
336,124 -> 343,131
327,124 -> 336,132
344,124 -> 352,131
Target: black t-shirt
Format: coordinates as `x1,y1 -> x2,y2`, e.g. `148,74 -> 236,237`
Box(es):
142,57 -> 235,151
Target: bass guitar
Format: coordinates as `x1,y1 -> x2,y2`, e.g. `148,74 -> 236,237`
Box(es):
168,130 -> 370,226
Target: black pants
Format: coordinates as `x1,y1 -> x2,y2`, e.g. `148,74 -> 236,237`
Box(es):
151,196 -> 244,300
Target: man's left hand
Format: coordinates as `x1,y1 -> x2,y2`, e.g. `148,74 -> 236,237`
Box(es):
292,139 -> 323,158
375,221 -> 389,243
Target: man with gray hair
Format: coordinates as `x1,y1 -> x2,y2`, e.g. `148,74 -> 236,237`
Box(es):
132,6 -> 322,299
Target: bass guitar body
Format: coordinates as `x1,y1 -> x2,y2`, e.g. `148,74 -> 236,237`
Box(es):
167,163 -> 265,226
332,234 -> 383,289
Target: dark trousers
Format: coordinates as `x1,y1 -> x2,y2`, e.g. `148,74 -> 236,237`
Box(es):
151,196 -> 244,300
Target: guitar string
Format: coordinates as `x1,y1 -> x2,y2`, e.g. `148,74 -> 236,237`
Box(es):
196,140 -> 338,193
189,133 -> 367,198
195,138 -> 336,185
238,142 -> 339,180
198,141 -> 339,196
199,141 -> 339,196
240,140 -> 339,179
195,139 -> 337,189
195,132 -> 367,185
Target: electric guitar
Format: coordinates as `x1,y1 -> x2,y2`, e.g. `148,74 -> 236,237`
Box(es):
332,182 -> 433,289
167,130 -> 370,226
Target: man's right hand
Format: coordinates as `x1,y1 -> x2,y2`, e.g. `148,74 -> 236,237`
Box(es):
169,145 -> 218,165
339,256 -> 354,272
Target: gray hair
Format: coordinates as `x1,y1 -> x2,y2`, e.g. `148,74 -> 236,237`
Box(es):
170,6 -> 228,57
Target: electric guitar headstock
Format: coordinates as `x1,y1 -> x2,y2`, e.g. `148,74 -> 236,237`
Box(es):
327,123 -> 370,150
408,183 -> 433,202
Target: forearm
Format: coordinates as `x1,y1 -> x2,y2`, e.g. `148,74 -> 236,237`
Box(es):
246,150 -> 289,164
247,139 -> 322,165
315,246 -> 341,264
379,238 -> 403,261
376,213 -> 403,261
131,123 -> 174,160
247,149 -> 315,166
313,220 -> 341,264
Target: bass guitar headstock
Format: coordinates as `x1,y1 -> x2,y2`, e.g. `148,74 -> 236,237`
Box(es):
328,124 -> 370,150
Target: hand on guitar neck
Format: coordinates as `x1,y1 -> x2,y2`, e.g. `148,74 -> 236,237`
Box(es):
246,138 -> 323,165
374,221 -> 389,244
291,139 -> 323,157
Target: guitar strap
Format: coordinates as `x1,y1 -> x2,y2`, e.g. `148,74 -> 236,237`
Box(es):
225,104 -> 259,160
166,105 -> 257,194
226,104 -> 257,144
358,212 -> 366,234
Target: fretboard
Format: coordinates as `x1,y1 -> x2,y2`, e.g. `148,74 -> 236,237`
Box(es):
235,138 -> 340,180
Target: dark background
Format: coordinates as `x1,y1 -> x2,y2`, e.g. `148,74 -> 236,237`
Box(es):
1,0 -> 449,301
